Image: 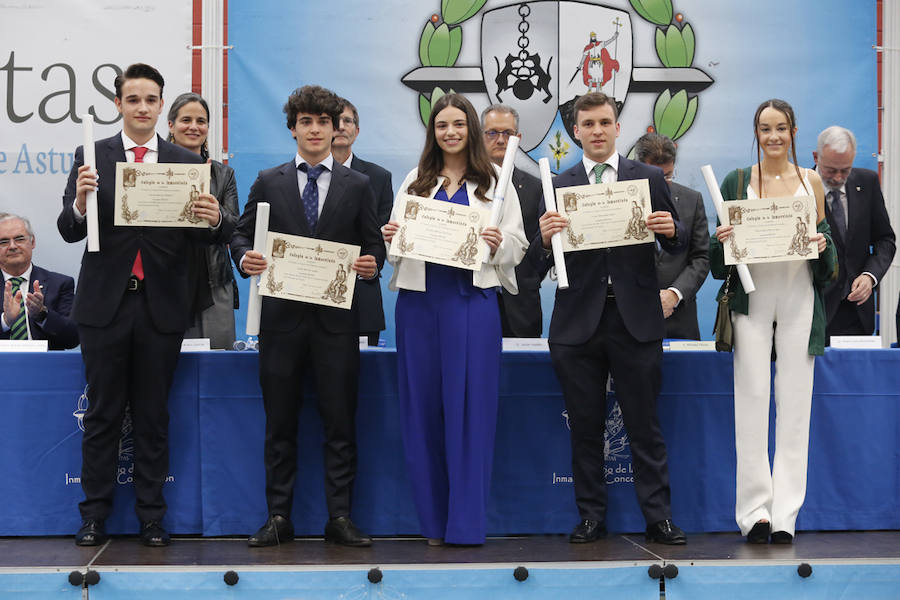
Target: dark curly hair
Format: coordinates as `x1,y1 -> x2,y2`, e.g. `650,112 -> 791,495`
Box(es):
283,85 -> 341,130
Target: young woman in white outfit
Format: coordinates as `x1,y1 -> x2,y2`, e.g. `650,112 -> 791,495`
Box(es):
710,99 -> 837,544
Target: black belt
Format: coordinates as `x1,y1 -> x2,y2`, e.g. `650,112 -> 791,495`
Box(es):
127,275 -> 144,292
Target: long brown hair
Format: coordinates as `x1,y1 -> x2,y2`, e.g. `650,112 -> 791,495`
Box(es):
753,98 -> 808,197
407,93 -> 496,202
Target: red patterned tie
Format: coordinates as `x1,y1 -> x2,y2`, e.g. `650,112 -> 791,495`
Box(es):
131,146 -> 148,280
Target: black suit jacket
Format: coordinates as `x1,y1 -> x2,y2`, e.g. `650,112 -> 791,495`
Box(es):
655,181 -> 709,339
824,168 -> 896,331
500,167 -> 545,337
526,156 -> 686,344
1,265 -> 79,349
349,155 -> 393,334
57,134 -> 232,333
230,159 -> 385,334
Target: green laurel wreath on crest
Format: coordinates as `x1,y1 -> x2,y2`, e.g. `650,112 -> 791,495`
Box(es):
629,0 -> 699,141
416,0 -> 488,125
415,0 -> 704,140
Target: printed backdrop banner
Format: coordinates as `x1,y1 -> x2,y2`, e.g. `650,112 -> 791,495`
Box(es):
229,0 -> 876,345
0,0 -> 192,285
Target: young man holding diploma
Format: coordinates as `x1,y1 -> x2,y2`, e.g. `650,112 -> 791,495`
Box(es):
58,63 -> 230,547
231,85 -> 383,548
526,92 -> 688,544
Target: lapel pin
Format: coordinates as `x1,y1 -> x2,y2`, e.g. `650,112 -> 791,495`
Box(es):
856,186 -> 861,192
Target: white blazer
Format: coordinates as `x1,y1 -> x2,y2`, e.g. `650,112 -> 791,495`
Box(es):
386,166 -> 527,294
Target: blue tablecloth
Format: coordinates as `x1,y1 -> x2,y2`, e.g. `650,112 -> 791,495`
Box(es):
2,349 -> 898,535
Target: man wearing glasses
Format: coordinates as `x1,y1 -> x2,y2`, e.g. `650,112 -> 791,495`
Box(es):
813,126 -> 895,338
634,133 -> 709,340
0,213 -> 78,349
481,104 -> 545,338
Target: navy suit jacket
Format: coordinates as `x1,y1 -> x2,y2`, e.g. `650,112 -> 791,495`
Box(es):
349,155 -> 393,334
57,133 -> 232,333
230,159 -> 385,334
824,167 -> 896,332
2,265 -> 79,349
526,156 -> 686,344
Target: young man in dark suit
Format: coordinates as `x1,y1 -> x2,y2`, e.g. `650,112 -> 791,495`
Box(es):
0,213 -> 78,349
635,133 -> 710,340
481,104 -> 545,338
231,85 -> 384,548
58,63 -> 229,547
813,126 -> 896,338
331,97 -> 393,346
527,92 -> 688,544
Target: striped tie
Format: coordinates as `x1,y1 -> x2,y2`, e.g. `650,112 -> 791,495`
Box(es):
593,162 -> 608,184
9,276 -> 27,340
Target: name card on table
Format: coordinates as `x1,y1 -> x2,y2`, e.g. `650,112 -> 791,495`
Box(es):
665,341 -> 717,351
502,338 -> 550,352
181,338 -> 212,352
829,335 -> 883,349
0,340 -> 48,352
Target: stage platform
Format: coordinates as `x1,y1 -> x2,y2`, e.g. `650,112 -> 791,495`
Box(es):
2,531 -> 898,599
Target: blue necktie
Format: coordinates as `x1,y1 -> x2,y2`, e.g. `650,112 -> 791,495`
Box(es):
299,163 -> 326,232
8,276 -> 27,340
827,189 -> 847,243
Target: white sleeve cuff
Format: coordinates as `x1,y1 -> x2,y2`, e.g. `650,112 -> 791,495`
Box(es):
667,287 -> 684,306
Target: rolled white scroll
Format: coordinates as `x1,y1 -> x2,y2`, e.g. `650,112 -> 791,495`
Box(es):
538,158 -> 568,290
82,115 -> 100,252
483,135 -> 521,264
245,202 -> 270,336
700,164 -> 755,293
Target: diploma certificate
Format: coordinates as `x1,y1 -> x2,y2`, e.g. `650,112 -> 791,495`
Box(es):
389,194 -> 491,271
259,232 -> 360,310
723,195 -> 818,265
557,179 -> 654,251
114,162 -> 211,227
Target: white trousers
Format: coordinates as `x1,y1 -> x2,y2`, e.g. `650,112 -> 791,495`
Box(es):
732,260 -> 814,536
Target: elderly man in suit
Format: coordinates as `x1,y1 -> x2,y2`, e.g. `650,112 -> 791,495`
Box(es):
481,104 -> 545,338
0,213 -> 78,349
231,85 -> 384,548
331,97 -> 393,347
527,92 -> 688,545
634,133 -> 709,340
58,63 -> 229,547
813,126 -> 895,338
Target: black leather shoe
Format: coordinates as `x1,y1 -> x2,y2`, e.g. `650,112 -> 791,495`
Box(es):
140,521 -> 170,547
645,519 -> 687,545
747,520 -> 770,544
771,530 -> 793,544
75,519 -> 107,546
569,519 -> 607,543
248,515 -> 294,547
324,516 -> 372,547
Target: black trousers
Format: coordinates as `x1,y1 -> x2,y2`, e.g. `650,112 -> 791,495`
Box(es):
78,290 -> 183,523
258,317 -> 360,519
826,298 -> 872,340
549,297 -> 672,525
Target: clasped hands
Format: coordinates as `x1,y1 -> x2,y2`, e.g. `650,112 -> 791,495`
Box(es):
3,279 -> 45,324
